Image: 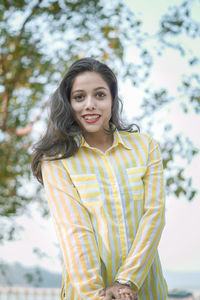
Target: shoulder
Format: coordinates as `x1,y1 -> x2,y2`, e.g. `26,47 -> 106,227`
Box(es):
118,131 -> 161,153
41,155 -> 64,172
41,156 -> 72,188
119,131 -> 154,144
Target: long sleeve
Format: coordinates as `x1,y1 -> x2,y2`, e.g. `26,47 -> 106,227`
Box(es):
42,158 -> 104,300
115,138 -> 165,290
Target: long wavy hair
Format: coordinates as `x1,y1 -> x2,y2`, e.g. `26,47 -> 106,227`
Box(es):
32,57 -> 139,184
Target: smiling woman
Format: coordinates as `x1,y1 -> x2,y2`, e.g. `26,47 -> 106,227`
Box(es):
31,58 -> 168,300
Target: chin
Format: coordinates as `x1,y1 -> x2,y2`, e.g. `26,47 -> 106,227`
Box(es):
82,124 -> 102,132
84,129 -> 101,134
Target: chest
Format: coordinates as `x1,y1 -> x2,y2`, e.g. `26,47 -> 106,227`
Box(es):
63,148 -> 147,208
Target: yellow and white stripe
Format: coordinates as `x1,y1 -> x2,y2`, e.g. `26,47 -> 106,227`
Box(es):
42,130 -> 168,300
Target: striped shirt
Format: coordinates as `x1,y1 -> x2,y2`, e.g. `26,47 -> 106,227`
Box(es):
42,130 -> 168,300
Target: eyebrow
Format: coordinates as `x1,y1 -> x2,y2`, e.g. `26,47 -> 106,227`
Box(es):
71,87 -> 108,95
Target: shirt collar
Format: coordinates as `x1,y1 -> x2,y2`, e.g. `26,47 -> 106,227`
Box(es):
76,129 -> 132,150
114,129 -> 132,150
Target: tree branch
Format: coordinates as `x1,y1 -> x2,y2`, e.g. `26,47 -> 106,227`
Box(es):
19,0 -> 44,37
0,114 -> 40,137
0,99 -> 48,137
1,90 -> 9,131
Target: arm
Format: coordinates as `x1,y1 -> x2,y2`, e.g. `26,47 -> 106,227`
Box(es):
42,158 -> 104,300
115,138 -> 165,290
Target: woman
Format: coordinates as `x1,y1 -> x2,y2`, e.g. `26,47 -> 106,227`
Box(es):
32,58 -> 168,300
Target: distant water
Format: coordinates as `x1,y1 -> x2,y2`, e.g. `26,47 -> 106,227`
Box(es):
164,270 -> 200,290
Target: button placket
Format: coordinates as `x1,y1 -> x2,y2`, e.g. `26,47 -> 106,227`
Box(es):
103,153 -> 128,257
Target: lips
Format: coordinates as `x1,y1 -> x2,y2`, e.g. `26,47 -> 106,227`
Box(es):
82,114 -> 101,123
82,114 -> 100,120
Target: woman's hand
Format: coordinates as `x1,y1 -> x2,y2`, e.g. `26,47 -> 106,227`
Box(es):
99,281 -> 138,300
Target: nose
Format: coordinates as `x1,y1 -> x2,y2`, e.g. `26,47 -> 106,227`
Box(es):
85,95 -> 96,110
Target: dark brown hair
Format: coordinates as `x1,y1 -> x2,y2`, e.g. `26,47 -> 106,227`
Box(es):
31,58 -> 139,184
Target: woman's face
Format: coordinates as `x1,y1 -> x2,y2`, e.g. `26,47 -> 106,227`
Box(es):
70,71 -> 112,137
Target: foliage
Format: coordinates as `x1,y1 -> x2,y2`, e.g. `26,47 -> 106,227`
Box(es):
0,0 -> 199,242
131,0 -> 199,201
0,0 -> 144,241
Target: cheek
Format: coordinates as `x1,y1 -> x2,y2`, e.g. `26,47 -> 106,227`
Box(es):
107,106 -> 112,117
71,102 -> 81,114
108,102 -> 112,117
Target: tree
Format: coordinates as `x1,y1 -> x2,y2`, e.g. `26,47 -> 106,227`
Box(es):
124,0 -> 199,200
0,0 -> 144,242
158,0 -> 199,198
0,0 -> 199,243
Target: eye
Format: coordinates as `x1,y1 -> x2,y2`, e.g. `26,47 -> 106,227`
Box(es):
73,94 -> 85,101
96,91 -> 106,99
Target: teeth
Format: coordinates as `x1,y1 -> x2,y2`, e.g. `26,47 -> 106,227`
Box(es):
84,115 -> 99,120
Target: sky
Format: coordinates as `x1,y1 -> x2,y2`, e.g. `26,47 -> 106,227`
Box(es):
0,0 -> 200,276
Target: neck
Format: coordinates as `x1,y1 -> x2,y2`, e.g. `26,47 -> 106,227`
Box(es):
84,132 -> 113,152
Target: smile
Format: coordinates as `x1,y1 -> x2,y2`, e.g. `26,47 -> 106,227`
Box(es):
82,114 -> 101,123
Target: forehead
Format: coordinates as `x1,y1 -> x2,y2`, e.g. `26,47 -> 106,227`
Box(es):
71,71 -> 109,91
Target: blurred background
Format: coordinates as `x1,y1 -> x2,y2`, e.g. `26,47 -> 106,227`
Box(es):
0,0 -> 199,298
